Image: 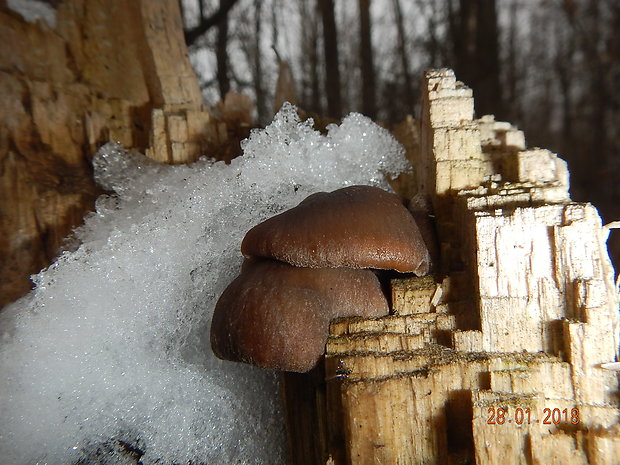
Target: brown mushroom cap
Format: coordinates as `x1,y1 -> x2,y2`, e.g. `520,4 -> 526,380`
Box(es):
211,259 -> 389,372
241,185 -> 430,275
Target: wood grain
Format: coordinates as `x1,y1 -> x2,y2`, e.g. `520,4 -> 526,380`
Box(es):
313,69 -> 620,464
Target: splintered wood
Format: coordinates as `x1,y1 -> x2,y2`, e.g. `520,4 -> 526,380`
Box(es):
322,70 -> 619,465
0,0 -> 255,307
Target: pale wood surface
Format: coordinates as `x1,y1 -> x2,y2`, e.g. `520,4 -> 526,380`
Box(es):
320,69 -> 620,465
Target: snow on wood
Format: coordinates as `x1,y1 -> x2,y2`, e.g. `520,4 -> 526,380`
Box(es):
0,0 -> 220,306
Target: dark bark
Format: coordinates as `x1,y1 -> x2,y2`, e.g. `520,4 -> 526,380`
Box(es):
358,0 -> 376,119
216,0 -> 230,99
392,0 -> 414,109
555,3 -> 576,160
253,0 -> 266,123
504,0 -> 519,119
184,0 -> 239,46
298,0 -> 322,114
606,0 -> 620,269
609,2 -> 620,160
319,0 -> 342,118
309,7 -> 322,115
425,0 -> 444,67
582,0 -> 607,167
450,0 -> 504,119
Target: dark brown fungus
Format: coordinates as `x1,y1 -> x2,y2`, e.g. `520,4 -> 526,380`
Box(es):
241,185 -> 430,275
210,260 -> 389,372
212,185 -> 434,372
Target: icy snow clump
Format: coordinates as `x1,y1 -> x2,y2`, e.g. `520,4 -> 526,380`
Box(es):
0,103 -> 408,464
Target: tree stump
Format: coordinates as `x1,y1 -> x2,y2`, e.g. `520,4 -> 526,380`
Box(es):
285,69 -> 620,465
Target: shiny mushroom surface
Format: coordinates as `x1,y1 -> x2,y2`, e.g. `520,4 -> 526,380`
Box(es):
211,259 -> 389,372
212,185 -> 433,372
241,185 -> 430,275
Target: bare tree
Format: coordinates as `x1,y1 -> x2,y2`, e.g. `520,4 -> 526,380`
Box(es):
391,0 -> 414,109
216,0 -> 231,99
359,0 -> 376,119
319,0 -> 342,117
580,0 -> 609,178
253,0 -> 267,122
424,0 -> 448,67
184,0 -> 240,46
448,0 -> 503,119
554,1 -> 577,160
503,0 -> 522,122
298,0 -> 322,114
608,1 -> 620,170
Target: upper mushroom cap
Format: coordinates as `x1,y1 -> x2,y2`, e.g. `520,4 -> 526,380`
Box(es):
241,185 -> 430,275
210,259 -> 389,372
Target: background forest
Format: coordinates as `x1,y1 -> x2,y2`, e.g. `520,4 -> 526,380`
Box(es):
0,0 -> 618,309
181,0 -> 620,265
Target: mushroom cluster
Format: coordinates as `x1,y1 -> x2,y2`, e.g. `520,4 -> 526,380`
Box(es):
211,185 -> 431,372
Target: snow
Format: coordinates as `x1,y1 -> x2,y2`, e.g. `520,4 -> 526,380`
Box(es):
6,0 -> 56,28
0,103 -> 408,464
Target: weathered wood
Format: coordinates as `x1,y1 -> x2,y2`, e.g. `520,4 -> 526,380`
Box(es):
280,365 -> 330,465
320,69 -> 619,464
0,0 -> 228,307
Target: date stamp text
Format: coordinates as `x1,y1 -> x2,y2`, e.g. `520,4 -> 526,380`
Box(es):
486,407 -> 580,425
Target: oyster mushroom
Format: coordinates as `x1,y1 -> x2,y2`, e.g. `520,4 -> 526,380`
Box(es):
211,185 -> 434,372
241,185 -> 430,275
211,259 -> 389,372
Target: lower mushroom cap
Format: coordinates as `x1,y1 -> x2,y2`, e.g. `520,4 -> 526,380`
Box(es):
211,259 -> 389,372
241,185 -> 431,275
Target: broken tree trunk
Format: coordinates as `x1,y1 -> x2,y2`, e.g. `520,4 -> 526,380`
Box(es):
0,0 -> 233,308
284,69 -> 619,465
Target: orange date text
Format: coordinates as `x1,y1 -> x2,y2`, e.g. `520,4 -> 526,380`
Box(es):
486,407 -> 580,425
